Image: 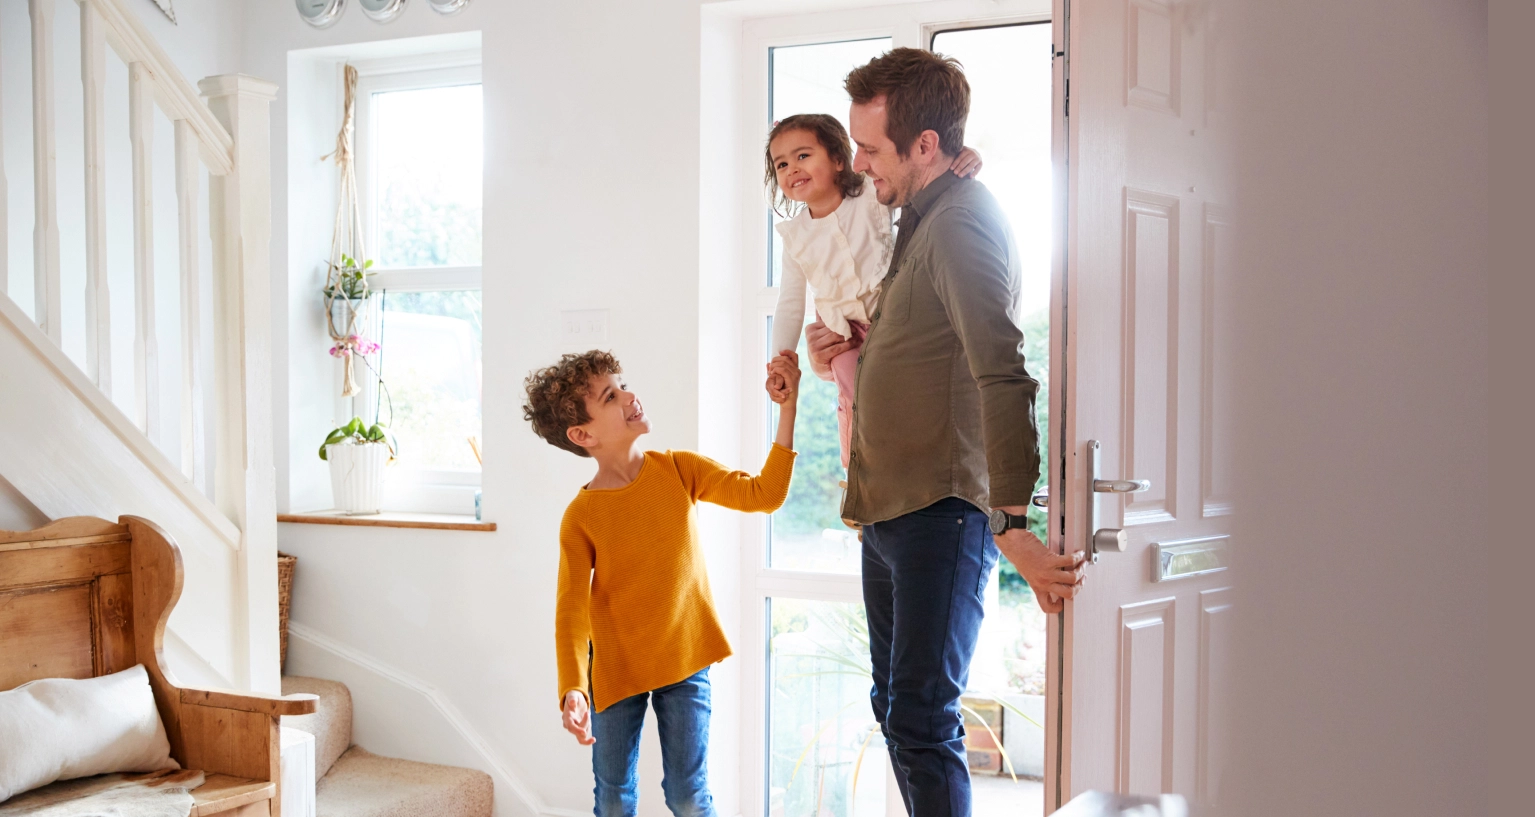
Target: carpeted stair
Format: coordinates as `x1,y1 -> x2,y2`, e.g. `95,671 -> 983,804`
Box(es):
281,677 -> 493,817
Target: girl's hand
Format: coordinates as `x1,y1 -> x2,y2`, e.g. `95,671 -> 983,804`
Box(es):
951,146 -> 983,178
766,351 -> 802,406
562,691 -> 595,745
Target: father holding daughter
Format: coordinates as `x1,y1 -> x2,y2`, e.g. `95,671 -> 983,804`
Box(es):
800,48 -> 1086,817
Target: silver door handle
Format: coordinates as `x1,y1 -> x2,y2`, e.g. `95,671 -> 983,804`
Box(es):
1094,479 -> 1150,494
1031,486 -> 1050,509
1085,440 -> 1150,562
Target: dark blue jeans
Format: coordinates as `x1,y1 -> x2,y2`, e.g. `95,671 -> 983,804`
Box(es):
590,668 -> 716,817
862,497 -> 998,817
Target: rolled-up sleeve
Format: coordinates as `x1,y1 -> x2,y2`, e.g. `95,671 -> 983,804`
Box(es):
926,207 -> 1042,507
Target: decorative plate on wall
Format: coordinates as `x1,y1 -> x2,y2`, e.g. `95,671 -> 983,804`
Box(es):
359,0 -> 408,22
296,0 -> 346,29
428,0 -> 471,15
149,0 -> 175,23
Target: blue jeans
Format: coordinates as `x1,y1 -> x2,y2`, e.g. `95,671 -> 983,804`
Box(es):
590,668 -> 716,817
862,497 -> 998,817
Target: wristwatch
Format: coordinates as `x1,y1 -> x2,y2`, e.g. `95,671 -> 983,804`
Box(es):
988,509 -> 1029,536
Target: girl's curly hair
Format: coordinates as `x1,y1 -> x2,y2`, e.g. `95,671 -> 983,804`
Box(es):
764,114 -> 866,218
522,350 -> 622,458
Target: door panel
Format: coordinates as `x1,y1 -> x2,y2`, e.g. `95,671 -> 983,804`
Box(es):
1052,0 -> 1231,808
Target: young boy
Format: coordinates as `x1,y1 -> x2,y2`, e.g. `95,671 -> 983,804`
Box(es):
522,348 -> 802,817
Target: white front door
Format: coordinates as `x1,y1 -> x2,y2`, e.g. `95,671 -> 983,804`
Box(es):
1047,0 -> 1233,809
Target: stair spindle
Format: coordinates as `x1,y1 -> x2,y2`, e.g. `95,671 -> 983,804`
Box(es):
82,0 -> 110,393
130,63 -> 160,442
29,0 -> 60,343
175,120 -> 204,488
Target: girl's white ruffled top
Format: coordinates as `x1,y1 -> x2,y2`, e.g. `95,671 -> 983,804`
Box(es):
771,177 -> 894,357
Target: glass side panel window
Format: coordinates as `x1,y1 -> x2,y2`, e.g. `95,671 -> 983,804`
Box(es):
370,84 -> 484,268
767,37 -> 891,287
768,321 -> 860,574
377,290 -> 483,471
768,598 -> 884,817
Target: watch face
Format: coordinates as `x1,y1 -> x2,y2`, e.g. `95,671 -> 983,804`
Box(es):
988,509 -> 1007,535
359,0 -> 407,21
297,0 -> 346,28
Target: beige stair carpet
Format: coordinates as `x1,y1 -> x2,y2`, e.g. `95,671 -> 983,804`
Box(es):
281,677 -> 352,780
281,676 -> 492,817
317,748 -> 492,817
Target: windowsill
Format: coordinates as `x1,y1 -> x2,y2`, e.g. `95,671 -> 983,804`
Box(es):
277,511 -> 495,532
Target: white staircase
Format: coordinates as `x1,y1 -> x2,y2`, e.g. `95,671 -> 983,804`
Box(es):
282,677 -> 494,817
0,0 -> 279,693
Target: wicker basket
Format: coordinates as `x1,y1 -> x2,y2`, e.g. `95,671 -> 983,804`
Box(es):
277,552 -> 297,671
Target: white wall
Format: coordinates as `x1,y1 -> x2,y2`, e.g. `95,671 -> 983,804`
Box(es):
243,3 -> 715,817
1222,1 -> 1487,815
0,473 -> 47,530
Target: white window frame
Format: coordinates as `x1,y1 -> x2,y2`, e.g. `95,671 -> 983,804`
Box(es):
347,52 -> 485,515
733,4 -> 1050,817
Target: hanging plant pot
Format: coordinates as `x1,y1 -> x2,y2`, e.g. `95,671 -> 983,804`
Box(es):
326,441 -> 389,514
327,296 -> 365,339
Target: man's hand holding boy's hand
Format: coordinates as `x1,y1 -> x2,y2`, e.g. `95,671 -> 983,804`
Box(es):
766,350 -> 802,406
562,690 -> 595,745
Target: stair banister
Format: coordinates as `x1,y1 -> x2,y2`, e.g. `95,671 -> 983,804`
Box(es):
202,74 -> 282,692
3,0 -> 284,691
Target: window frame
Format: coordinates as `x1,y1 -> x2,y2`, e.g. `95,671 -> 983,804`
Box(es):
348,55 -> 485,515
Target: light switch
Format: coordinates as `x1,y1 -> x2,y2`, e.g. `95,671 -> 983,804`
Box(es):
560,309 -> 610,348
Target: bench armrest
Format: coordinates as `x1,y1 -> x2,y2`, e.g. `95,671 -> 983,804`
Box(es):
181,687 -> 319,716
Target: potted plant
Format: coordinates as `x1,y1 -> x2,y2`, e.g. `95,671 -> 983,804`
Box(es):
319,417 -> 394,514
324,254 -> 376,397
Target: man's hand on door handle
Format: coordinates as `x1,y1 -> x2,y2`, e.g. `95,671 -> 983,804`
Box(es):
993,505 -> 1087,614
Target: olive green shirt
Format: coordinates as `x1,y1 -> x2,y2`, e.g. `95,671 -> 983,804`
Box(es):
843,171 -> 1042,525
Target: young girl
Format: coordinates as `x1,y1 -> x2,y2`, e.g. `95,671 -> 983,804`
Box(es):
765,113 -> 981,468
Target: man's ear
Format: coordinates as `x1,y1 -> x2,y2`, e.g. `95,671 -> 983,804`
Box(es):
567,424 -> 596,452
916,130 -> 944,161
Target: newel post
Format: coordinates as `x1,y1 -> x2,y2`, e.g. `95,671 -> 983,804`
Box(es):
199,74 -> 281,694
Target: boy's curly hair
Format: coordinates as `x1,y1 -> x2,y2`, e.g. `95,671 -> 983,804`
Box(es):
522,350 -> 622,458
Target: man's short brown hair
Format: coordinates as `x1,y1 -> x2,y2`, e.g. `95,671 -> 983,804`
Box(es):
522,350 -> 621,458
844,47 -> 970,158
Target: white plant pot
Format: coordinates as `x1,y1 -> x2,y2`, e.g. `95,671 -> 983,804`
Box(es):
326,442 -> 388,514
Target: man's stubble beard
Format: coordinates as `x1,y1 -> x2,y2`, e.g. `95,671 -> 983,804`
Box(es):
876,159 -> 923,208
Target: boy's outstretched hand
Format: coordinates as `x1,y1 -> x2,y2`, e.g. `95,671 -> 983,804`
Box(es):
766,350 -> 801,405
562,690 -> 595,745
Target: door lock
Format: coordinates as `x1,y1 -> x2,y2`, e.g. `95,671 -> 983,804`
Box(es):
1085,440 -> 1150,563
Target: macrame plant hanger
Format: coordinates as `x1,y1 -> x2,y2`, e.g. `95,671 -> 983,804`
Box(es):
323,64 -> 371,397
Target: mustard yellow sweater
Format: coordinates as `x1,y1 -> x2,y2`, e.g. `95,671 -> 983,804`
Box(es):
556,445 -> 796,712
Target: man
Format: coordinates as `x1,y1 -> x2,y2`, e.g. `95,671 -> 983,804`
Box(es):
803,48 -> 1084,817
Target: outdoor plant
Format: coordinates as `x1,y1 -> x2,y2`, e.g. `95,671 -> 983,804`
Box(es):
318,417 -> 395,461
324,254 -> 375,301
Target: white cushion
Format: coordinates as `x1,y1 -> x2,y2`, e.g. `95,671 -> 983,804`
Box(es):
0,664 -> 178,803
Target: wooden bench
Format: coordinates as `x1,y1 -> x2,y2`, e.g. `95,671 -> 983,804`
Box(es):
0,516 -> 317,817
